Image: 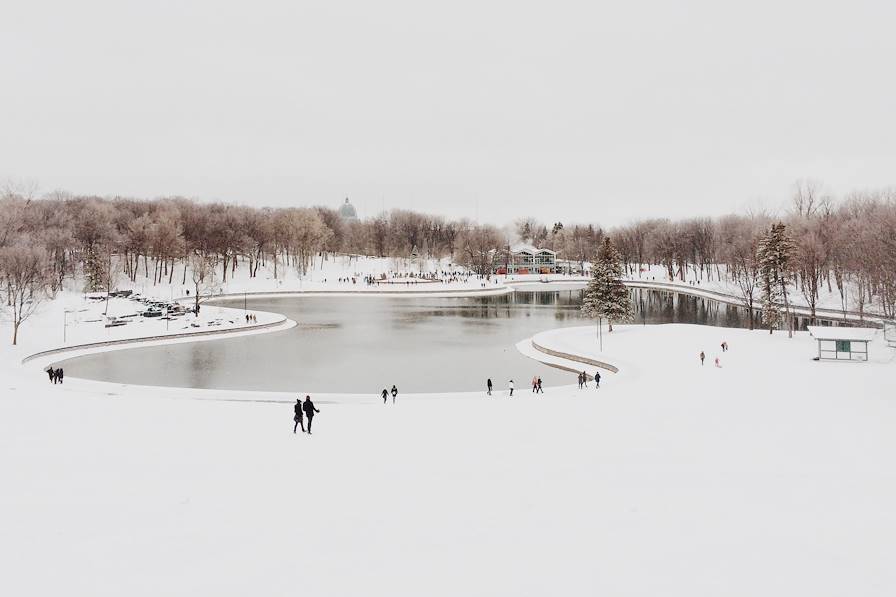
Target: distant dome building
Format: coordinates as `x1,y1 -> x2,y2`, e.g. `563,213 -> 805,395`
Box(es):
338,197 -> 358,222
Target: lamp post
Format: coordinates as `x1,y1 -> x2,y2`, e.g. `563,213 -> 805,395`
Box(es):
63,309 -> 74,344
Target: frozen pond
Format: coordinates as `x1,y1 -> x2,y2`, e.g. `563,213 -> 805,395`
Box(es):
61,286 -> 797,394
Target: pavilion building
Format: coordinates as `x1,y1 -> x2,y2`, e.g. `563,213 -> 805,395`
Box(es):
807,326 -> 876,362
497,244 -> 558,275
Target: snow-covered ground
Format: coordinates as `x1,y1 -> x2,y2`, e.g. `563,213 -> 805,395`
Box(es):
125,254 -> 507,298
2,282 -> 895,596
1,255 -> 894,596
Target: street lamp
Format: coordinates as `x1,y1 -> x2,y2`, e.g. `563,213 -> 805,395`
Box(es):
63,309 -> 75,344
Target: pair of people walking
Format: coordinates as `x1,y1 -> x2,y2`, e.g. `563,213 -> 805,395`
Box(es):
293,395 -> 320,434
531,376 -> 543,394
381,385 -> 398,404
46,367 -> 64,384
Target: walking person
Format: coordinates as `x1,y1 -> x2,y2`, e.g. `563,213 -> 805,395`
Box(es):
531,375 -> 538,393
714,357 -> 722,368
721,341 -> 728,352
56,368 -> 63,384
303,395 -> 320,434
594,370 -> 601,388
536,377 -> 543,394
382,388 -> 388,404
581,371 -> 588,388
487,378 -> 492,396
293,398 -> 305,434
47,367 -> 55,384
390,385 -> 398,404
699,351 -> 705,366
508,379 -> 514,397
577,371 -> 583,389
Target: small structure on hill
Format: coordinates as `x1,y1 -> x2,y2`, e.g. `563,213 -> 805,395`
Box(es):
338,197 -> 358,222
807,326 -> 876,362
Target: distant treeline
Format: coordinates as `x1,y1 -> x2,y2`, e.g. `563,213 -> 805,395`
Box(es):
1,182 -> 894,322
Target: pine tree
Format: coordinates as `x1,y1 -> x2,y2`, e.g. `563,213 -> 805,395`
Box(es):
757,223 -> 796,335
759,266 -> 782,333
581,237 -> 634,332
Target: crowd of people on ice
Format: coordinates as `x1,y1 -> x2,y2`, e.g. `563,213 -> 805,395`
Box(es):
327,271 -> 494,287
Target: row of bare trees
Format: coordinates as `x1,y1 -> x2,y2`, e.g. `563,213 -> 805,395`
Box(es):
609,185 -> 896,323
1,183 -> 894,344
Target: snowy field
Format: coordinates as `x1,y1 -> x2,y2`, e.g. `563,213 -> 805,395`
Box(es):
2,299 -> 895,595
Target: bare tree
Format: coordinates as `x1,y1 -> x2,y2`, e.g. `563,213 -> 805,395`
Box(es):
0,244 -> 50,344
189,253 -> 219,314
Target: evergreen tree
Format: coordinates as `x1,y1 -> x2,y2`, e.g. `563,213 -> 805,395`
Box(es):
757,223 -> 796,335
581,237 -> 634,332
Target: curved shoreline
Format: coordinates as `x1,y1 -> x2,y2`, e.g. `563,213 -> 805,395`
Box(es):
21,310 -> 295,370
15,279 -> 886,403
509,276 -> 889,324
202,285 -> 513,303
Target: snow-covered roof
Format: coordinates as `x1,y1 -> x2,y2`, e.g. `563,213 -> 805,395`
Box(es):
511,244 -> 556,255
807,326 -> 877,342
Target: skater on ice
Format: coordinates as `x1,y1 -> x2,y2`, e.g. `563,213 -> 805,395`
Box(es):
508,379 -> 514,397
699,351 -> 705,365
486,378 -> 492,396
594,370 -> 601,388
382,388 -> 388,404
390,385 -> 398,403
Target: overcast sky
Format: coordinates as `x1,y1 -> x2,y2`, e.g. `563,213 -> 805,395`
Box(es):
2,1 -> 894,226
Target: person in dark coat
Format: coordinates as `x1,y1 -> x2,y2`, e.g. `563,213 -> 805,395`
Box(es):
381,388 -> 388,404
293,398 -> 305,433
303,396 -> 320,434
536,377 -> 543,394
699,351 -> 705,365
581,370 -> 587,388
594,370 -> 601,388
487,378 -> 492,396
577,372 -> 583,389
390,385 -> 398,404
47,368 -> 55,384
56,368 -> 64,384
